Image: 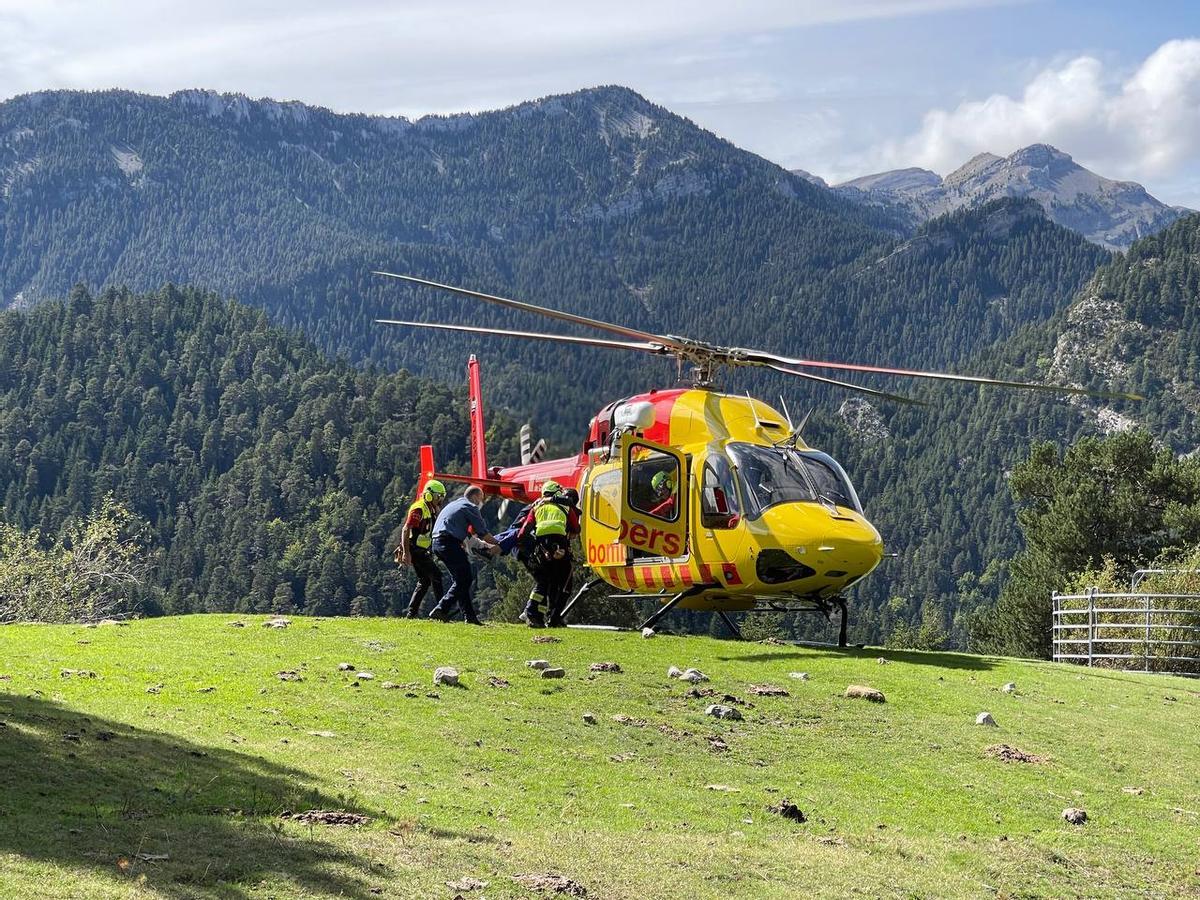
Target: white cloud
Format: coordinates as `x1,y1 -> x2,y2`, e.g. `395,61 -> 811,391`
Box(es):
869,38 -> 1200,182
0,0 -> 1011,114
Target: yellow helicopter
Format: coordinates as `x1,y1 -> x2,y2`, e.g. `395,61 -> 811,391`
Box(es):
376,273 -> 1138,643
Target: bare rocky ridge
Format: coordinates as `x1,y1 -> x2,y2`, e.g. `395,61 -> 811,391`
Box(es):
823,144 -> 1189,251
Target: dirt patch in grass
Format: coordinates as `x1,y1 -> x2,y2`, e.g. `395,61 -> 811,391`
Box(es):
749,684 -> 789,697
513,872 -> 588,896
284,809 -> 369,827
611,714 -> 647,727
986,744 -> 1047,764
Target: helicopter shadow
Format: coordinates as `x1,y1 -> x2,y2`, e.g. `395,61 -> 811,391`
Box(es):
717,645 -> 1000,671
0,692 -> 387,898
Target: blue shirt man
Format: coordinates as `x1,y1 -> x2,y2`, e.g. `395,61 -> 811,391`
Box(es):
433,495 -> 491,542
427,485 -> 500,625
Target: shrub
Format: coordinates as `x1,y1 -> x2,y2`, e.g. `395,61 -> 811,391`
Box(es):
0,499 -> 150,624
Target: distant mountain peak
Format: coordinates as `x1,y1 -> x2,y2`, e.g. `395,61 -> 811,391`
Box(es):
1009,143 -> 1070,164
832,143 -> 1189,250
944,152 -> 1002,185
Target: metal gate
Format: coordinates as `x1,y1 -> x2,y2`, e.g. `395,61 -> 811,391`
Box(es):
1052,582 -> 1200,677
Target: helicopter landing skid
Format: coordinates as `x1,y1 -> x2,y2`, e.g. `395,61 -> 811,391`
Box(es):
560,576 -> 602,622
640,585 -> 707,632
561,580 -> 847,646
716,611 -> 743,640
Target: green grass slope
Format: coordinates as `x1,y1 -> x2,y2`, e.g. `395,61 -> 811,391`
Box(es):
0,616 -> 1196,898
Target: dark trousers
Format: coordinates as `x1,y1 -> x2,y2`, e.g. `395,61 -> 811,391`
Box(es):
407,547 -> 443,616
433,536 -> 479,622
525,537 -> 571,617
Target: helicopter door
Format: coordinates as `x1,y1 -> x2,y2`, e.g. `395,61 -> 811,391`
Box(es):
618,433 -> 688,558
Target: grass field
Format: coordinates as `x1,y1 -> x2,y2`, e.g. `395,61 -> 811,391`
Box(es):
0,615 -> 1197,899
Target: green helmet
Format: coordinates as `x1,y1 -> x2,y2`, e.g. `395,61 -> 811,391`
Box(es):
651,471 -> 671,492
541,480 -> 563,496
423,479 -> 447,501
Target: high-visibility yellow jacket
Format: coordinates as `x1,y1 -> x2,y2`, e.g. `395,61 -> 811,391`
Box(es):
532,499 -> 568,537
406,498 -> 435,549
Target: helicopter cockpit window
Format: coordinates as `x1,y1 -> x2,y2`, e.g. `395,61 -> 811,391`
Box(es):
727,443 -> 862,518
799,451 -> 862,513
727,443 -> 815,519
590,469 -> 621,529
627,444 -> 681,523
700,452 -> 741,529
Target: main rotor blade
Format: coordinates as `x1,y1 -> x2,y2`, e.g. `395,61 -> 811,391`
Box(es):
764,363 -> 924,406
375,272 -> 685,349
375,318 -> 667,354
746,350 -> 1143,401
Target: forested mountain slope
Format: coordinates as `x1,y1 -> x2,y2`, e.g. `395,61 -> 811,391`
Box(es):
0,87 -> 1107,435
816,213 -> 1200,647
0,284 -> 502,618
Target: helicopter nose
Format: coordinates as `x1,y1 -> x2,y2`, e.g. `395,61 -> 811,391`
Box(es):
757,504 -> 883,582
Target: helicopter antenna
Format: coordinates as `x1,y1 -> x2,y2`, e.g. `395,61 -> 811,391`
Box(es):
779,395 -> 795,431
745,392 -> 765,430
796,407 -> 814,438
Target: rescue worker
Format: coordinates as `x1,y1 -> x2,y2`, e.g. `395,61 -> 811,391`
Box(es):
518,481 -> 580,628
554,487 -> 581,625
394,479 -> 447,619
427,485 -> 501,625
648,469 -> 678,519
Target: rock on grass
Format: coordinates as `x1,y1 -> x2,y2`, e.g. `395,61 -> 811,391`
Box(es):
976,711 -> 998,727
447,876 -> 489,892
541,667 -> 566,679
767,799 -> 806,822
843,685 -> 885,703
433,667 -> 459,686
1062,807 -> 1088,825
705,704 -> 743,721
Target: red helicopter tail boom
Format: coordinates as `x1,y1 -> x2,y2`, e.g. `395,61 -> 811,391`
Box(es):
415,358 -> 584,505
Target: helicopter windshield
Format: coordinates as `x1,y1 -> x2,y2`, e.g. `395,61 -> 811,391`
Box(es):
726,443 -> 862,519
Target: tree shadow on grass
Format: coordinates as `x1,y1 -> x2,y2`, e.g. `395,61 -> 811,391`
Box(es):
717,646 -> 999,671
0,692 -> 389,898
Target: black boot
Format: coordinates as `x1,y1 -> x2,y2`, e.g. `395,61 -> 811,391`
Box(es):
521,597 -> 545,628
428,605 -> 450,622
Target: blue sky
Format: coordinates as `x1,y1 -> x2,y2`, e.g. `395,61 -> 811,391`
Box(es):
1,1 -> 1197,205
